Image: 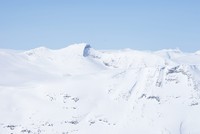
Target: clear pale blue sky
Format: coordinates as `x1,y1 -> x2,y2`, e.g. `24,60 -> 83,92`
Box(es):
0,0 -> 200,51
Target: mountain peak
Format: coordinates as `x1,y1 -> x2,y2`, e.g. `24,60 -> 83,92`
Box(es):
61,43 -> 91,57
23,43 -> 92,57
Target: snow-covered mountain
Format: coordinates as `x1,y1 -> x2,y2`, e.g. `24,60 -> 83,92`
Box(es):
1,43 -> 200,134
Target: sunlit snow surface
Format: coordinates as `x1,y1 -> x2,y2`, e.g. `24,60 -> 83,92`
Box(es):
1,43 -> 200,134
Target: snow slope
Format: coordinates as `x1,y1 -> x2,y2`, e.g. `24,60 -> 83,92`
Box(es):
0,43 -> 200,134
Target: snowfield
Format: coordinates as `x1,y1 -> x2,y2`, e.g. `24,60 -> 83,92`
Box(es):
1,43 -> 200,134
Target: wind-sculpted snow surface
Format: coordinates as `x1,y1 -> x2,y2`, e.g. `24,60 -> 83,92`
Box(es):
0,43 -> 200,134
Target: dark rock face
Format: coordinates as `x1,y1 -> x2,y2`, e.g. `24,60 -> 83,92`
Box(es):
83,44 -> 91,57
